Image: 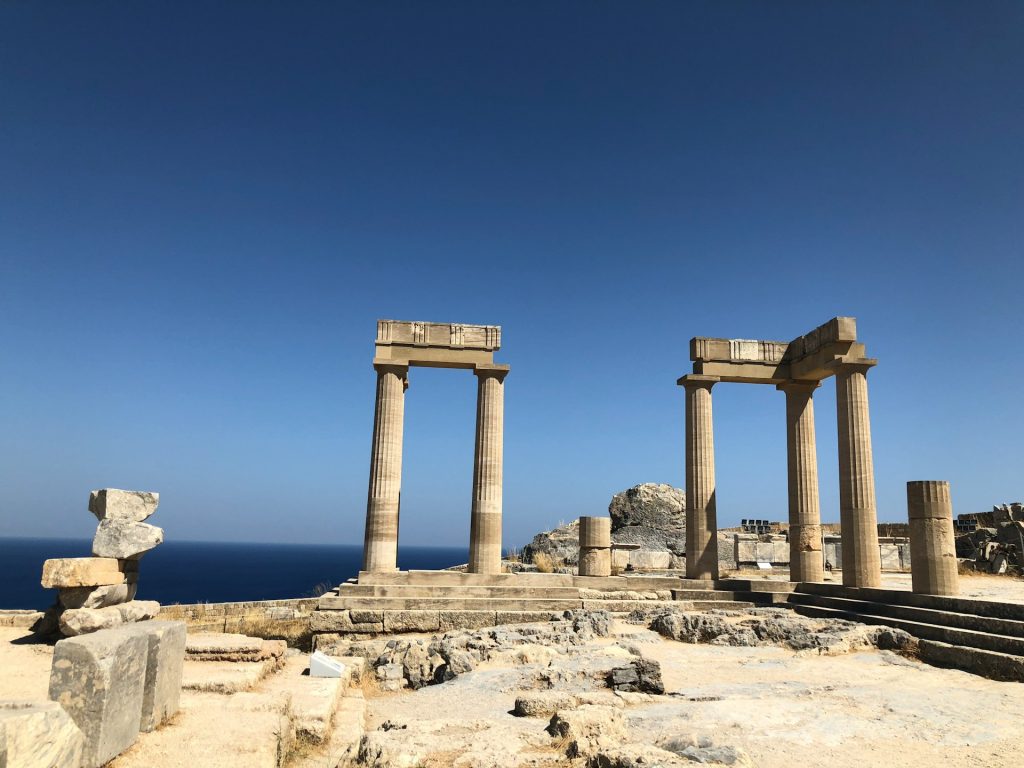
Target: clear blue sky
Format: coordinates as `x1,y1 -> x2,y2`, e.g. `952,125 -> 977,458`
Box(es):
1,2 -> 1021,547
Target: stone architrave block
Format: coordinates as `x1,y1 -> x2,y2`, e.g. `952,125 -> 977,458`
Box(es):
88,489 -> 159,523
122,621 -> 187,732
0,700 -> 85,768
41,559 -> 124,589
92,520 -> 164,560
48,627 -> 149,768
58,583 -> 136,610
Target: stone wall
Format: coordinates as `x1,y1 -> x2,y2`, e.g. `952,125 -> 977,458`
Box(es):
158,598 -> 318,643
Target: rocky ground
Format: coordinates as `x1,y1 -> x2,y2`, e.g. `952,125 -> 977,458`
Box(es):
4,601 -> 1024,768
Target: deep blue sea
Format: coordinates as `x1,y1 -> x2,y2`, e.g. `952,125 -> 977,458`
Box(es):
0,538 -> 468,610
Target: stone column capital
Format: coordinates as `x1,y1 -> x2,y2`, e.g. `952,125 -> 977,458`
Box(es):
776,379 -> 821,395
474,364 -> 510,382
677,374 -> 720,391
827,356 -> 877,376
372,360 -> 410,376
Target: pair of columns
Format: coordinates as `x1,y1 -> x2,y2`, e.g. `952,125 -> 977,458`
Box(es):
682,361 -> 881,587
362,363 -> 507,574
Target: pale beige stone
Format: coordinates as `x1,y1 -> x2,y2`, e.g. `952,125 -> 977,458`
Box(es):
41,558 -> 124,589
0,700 -> 85,768
578,517 -> 612,577
778,380 -> 824,583
469,366 -> 507,574
834,359 -> 882,588
382,610 -> 440,633
908,481 -> 959,596
680,375 -> 719,580
362,363 -> 407,573
48,627 -> 149,768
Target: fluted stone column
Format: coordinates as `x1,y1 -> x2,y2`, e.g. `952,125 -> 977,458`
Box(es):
778,381 -> 824,583
362,363 -> 408,572
578,517 -> 612,577
908,481 -> 959,596
469,366 -> 508,574
834,359 -> 882,588
681,375 -> 719,580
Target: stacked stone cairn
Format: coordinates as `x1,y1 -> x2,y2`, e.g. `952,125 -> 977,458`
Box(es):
34,489 -> 164,637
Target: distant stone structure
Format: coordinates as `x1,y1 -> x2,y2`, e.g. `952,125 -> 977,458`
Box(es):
362,320 -> 509,575
34,489 -> 164,637
680,317 -> 881,587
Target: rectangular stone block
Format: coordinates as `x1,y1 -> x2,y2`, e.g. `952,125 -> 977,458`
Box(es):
495,611 -> 559,625
48,627 -> 149,768
0,700 -> 85,768
438,610 -> 498,632
310,611 -> 383,634
627,551 -> 671,570
382,610 -> 440,633
123,621 -> 186,732
41,559 -> 123,589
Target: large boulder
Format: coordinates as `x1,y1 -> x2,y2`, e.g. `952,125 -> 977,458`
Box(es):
523,519 -> 580,567
608,483 -> 686,563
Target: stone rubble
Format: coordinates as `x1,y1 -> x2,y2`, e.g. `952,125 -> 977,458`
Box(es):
369,610 -> 612,691
0,700 -> 85,768
646,607 -> 917,654
33,489 -> 165,637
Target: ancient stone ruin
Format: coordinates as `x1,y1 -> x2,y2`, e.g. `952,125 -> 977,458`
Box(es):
363,320 -> 509,574
34,489 -> 164,637
680,316 -> 881,586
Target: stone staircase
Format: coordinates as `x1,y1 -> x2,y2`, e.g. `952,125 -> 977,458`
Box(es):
314,571 -> 771,635
786,582 -> 1024,681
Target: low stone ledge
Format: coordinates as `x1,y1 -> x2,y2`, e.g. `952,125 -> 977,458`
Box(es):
0,610 -> 44,628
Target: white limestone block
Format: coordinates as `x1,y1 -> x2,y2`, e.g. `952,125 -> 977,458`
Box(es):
309,651 -> 344,679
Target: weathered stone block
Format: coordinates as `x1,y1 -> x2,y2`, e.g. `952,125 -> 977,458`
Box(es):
58,583 -> 136,610
382,610 -> 440,633
92,519 -> 163,560
0,700 -> 85,768
310,611 -> 383,634
41,558 -> 123,589
49,627 -> 149,768
438,610 -> 498,632
627,550 -> 671,570
495,611 -> 559,625
58,600 -> 160,637
123,621 -> 186,732
89,489 -> 159,522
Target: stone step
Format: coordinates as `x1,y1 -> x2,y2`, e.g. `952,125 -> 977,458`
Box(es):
337,584 -> 584,598
787,592 -> 1024,638
671,589 -> 783,604
260,656 -> 345,743
319,596 -> 584,612
356,570 -> 577,587
181,658 -> 281,694
794,581 -> 1024,621
918,639 -> 1024,683
787,600 -> 1024,657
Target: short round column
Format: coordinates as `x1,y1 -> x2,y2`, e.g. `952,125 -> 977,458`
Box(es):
578,517 -> 612,577
907,481 -> 959,596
